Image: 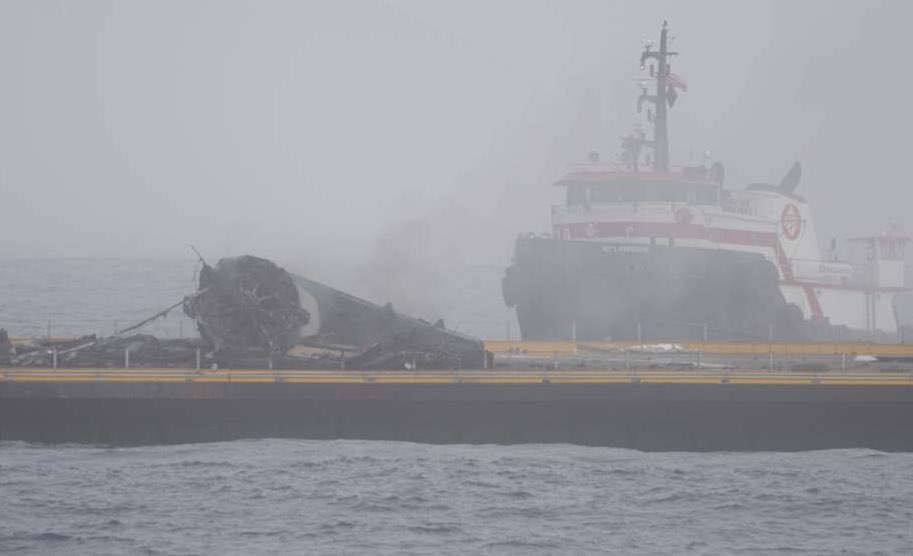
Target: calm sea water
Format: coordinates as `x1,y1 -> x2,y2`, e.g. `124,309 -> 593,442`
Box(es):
2,259 -> 913,554
1,441 -> 912,555
0,258 -> 200,339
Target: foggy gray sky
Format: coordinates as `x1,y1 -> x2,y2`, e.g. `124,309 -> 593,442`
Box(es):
2,0 -> 912,282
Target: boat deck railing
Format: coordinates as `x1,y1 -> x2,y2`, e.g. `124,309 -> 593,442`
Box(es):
2,367 -> 912,386
484,340 -> 913,357
9,338 -> 913,358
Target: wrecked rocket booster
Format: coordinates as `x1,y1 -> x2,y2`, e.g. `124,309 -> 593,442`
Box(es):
183,256 -> 310,358
184,255 -> 489,369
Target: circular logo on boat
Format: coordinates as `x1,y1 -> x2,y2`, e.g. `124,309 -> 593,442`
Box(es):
780,203 -> 802,240
585,222 -> 597,238
674,206 -> 693,224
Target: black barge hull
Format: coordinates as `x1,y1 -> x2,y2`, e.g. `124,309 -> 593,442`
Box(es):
3,379 -> 912,451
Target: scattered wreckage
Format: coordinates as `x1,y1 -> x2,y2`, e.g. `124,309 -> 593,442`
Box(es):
187,256 -> 489,369
1,256 -> 490,371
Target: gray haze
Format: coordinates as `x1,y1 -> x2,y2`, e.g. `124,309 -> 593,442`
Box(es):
2,1 -> 912,298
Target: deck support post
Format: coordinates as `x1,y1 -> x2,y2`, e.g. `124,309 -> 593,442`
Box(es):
571,322 -> 577,356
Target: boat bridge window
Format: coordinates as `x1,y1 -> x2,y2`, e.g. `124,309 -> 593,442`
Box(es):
877,239 -> 906,261
566,181 -> 717,206
567,184 -> 588,206
854,237 -> 908,262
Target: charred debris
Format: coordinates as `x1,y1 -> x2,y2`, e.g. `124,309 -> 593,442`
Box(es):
3,256 -> 490,370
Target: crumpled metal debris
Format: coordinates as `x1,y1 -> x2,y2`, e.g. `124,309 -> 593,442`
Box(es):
292,274 -> 489,369
5,333 -> 201,368
183,256 -> 310,360
0,329 -> 12,364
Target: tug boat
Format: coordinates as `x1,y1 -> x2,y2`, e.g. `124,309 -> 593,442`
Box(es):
502,22 -> 908,342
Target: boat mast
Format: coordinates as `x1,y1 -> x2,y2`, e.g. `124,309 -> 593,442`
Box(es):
639,21 -> 677,172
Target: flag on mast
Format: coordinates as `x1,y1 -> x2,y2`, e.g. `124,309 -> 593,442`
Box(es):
665,73 -> 688,91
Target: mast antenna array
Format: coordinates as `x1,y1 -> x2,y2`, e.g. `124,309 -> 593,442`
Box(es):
637,21 -> 680,172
